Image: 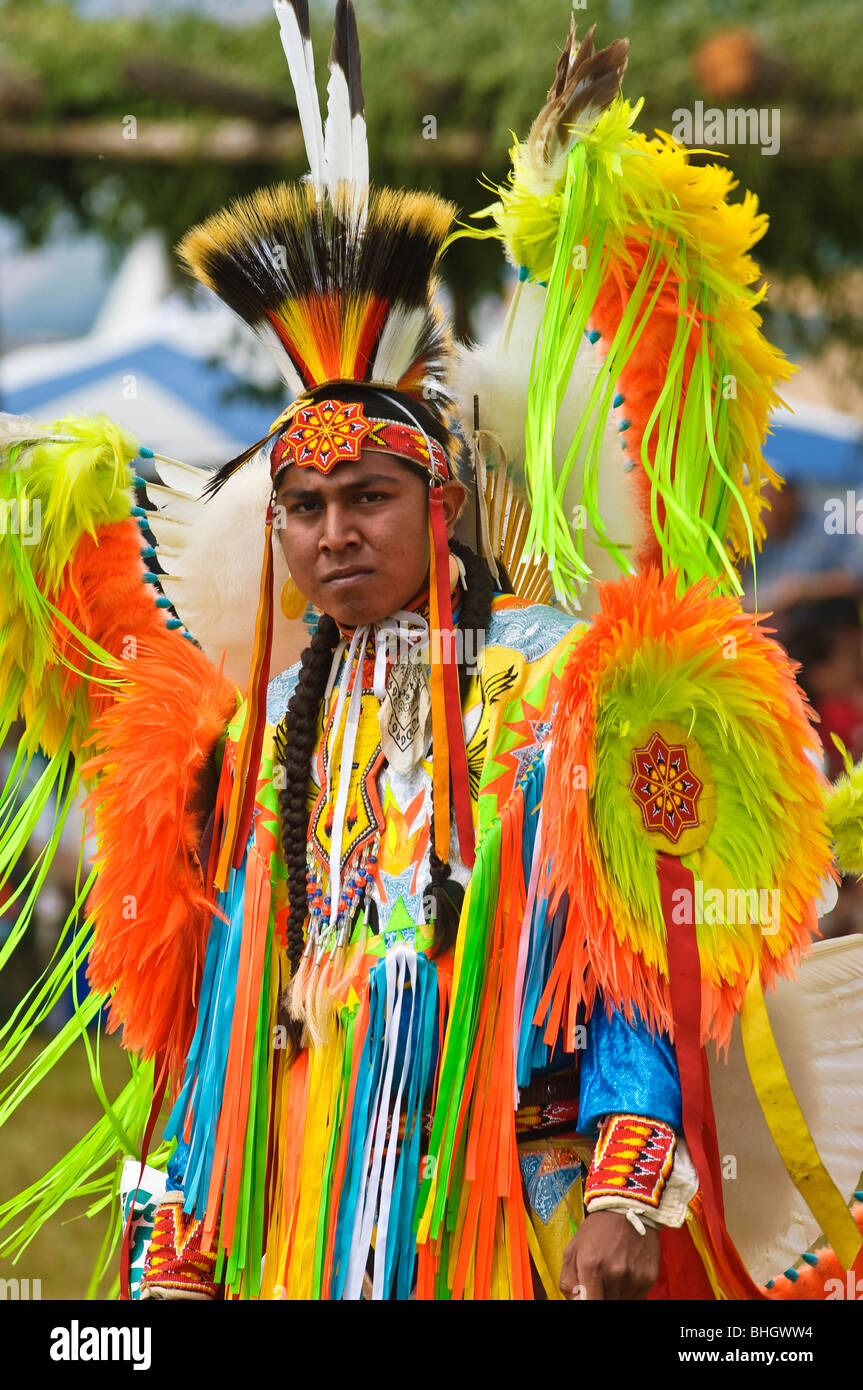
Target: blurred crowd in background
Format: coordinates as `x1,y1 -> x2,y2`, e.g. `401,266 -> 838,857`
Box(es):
743,484 -> 863,939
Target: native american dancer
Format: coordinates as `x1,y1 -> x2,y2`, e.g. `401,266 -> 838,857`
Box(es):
1,3 -> 862,1300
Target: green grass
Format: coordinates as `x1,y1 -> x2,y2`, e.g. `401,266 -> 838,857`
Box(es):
0,1035 -> 132,1300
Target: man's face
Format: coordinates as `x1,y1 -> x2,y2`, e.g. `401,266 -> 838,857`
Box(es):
274,448 -> 464,626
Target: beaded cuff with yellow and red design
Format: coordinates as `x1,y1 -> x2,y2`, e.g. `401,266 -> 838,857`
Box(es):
584,1114 -> 677,1211
139,1193 -> 219,1301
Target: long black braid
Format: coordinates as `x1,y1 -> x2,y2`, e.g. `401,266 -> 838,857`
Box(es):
273,612 -> 342,1049
274,543 -> 496,1048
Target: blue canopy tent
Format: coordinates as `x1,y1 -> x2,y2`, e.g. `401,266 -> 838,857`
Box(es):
766,397 -> 863,486
0,307 -> 278,475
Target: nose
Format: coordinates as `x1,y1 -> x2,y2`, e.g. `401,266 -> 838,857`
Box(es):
318,500 -> 360,554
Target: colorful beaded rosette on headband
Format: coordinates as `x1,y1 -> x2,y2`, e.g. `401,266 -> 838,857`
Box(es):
176,0 -> 473,885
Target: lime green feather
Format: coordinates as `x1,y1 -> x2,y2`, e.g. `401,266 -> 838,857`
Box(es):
0,413 -> 168,1297
1,414 -> 138,589
0,797 -> 165,1294
453,92 -> 792,606
826,746 -> 863,877
0,414 -> 138,776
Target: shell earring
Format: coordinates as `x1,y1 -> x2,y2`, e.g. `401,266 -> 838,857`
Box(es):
280,576 -> 307,620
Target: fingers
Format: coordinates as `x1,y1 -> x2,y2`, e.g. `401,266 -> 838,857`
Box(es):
591,1232 -> 661,1300
559,1239 -> 603,1301
558,1241 -> 581,1300
573,1260 -> 604,1301
597,1257 -> 648,1301
558,1212 -> 662,1301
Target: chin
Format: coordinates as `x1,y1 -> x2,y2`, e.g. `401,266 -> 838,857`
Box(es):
320,579 -> 413,627
329,601 -> 390,627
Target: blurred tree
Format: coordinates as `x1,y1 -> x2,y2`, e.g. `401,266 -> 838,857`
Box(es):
0,0 -> 860,367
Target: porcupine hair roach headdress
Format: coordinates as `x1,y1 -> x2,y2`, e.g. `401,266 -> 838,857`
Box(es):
177,0 -> 474,890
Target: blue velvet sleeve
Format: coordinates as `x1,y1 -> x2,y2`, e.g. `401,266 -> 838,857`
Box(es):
167,1136 -> 189,1192
578,1003 -> 682,1137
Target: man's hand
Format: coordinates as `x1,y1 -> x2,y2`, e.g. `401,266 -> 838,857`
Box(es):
559,1209 -> 661,1300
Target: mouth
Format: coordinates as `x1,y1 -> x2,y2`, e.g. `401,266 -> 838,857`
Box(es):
322,567 -> 374,589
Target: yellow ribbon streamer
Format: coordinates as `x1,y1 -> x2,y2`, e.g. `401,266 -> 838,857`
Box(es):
286,1033 -> 342,1298
684,1209 -> 727,1300
523,1213 -> 565,1301
740,960 -> 862,1273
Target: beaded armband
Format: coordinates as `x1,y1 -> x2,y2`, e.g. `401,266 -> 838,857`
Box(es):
584,1114 -> 676,1210
139,1194 -> 219,1301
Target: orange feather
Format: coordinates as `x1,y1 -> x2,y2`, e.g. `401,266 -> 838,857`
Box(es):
57,521 -> 239,1078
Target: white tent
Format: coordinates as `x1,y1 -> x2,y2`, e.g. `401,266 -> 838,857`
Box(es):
0,235 -> 282,470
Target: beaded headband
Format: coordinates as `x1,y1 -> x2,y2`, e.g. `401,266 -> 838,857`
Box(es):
269,398 -> 451,481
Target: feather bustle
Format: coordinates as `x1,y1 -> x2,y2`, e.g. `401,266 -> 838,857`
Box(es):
826,755 -> 863,875
538,567 -> 832,1050
33,516 -> 239,1077
77,523 -> 238,1077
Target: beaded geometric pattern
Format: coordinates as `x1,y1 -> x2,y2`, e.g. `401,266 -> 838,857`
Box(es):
515,1098 -> 580,1136
271,399 -> 450,478
309,664 -> 385,878
629,731 -> 702,844
584,1113 -> 676,1210
140,1197 -> 218,1297
278,399 -> 374,474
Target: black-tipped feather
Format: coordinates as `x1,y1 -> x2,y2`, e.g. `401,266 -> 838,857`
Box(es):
202,433 -> 275,500
292,0 -> 311,42
182,196 -> 448,324
330,0 -> 364,120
